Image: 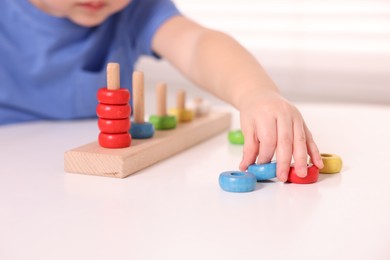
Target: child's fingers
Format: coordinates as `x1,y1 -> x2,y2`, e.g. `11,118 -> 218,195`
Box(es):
256,118 -> 276,164
304,122 -> 324,169
292,119 -> 308,177
239,127 -> 259,171
275,116 -> 293,182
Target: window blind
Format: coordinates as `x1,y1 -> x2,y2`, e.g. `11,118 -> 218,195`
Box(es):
138,0 -> 390,104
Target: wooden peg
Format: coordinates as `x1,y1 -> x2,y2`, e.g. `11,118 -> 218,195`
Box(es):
107,63 -> 120,90
169,89 -> 194,123
150,83 -> 176,130
177,90 -> 185,110
133,71 -> 144,124
156,83 -> 167,116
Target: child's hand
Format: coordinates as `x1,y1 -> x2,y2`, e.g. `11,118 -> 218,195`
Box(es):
238,91 -> 324,182
152,17 -> 323,178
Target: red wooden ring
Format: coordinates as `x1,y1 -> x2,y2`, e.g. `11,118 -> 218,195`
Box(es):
97,88 -> 130,105
98,118 -> 131,133
287,163 -> 319,184
96,103 -> 131,119
98,132 -> 132,148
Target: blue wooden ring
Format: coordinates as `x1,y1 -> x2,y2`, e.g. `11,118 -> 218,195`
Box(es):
247,161 -> 277,181
219,171 -> 256,193
130,122 -> 154,139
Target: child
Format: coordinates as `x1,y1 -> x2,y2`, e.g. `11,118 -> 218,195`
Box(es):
0,0 -> 323,181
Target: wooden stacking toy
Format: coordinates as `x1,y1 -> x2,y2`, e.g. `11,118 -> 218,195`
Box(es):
65,63 -> 232,178
169,90 -> 194,122
149,83 -> 177,130
287,163 -> 319,184
130,71 -> 154,139
96,63 -> 131,148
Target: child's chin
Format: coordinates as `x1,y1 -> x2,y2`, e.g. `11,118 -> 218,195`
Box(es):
70,16 -> 107,27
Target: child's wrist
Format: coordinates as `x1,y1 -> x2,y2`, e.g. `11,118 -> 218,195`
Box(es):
234,87 -> 280,110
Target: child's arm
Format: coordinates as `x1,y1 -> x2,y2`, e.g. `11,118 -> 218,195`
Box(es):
152,16 -> 323,181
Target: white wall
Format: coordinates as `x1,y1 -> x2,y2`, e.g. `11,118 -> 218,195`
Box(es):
136,0 -> 390,105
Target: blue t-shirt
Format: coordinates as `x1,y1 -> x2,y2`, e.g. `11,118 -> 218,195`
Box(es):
0,0 -> 180,125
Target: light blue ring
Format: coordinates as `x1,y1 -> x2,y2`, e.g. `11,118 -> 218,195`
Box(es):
130,122 -> 154,139
219,171 -> 256,193
247,161 -> 277,181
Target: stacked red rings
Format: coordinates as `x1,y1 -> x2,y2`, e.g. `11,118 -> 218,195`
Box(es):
97,88 -> 132,148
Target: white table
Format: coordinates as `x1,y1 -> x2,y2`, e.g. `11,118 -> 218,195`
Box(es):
1,103 -> 389,260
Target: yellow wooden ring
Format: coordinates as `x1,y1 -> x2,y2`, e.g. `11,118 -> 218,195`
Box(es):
169,108 -> 194,122
319,153 -> 343,174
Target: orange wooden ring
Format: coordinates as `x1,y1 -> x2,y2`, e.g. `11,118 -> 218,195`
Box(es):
96,103 -> 131,119
97,88 -> 130,105
287,163 -> 319,184
98,118 -> 131,133
98,132 -> 132,148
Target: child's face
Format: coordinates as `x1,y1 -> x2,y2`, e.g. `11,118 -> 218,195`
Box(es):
29,0 -> 131,27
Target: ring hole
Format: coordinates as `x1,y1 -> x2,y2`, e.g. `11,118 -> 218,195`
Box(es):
231,172 -> 245,176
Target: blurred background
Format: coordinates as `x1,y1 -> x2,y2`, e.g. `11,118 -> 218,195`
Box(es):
136,0 -> 390,106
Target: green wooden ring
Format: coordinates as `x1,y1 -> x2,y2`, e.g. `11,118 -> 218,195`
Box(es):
228,130 -> 244,145
149,115 -> 177,130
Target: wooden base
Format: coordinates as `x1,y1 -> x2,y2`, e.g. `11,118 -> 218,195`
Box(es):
64,110 -> 231,178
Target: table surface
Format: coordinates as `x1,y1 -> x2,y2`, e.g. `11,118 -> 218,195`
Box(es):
1,103 -> 390,260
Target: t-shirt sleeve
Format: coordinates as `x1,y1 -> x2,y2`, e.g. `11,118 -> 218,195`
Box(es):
127,0 -> 181,58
